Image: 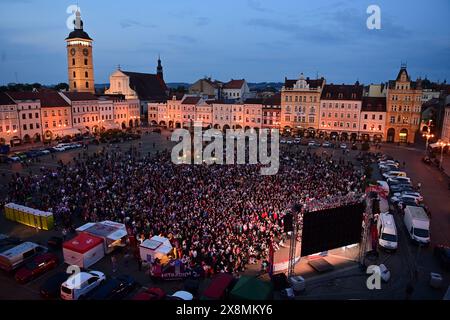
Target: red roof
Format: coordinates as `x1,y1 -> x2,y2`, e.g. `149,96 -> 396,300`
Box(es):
38,91 -> 70,108
62,92 -> 98,101
182,96 -> 201,105
63,233 -> 103,254
7,91 -> 40,101
223,79 -> 245,89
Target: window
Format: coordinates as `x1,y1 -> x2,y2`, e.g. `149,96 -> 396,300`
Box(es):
74,82 -> 77,88
23,124 -> 27,130
364,114 -> 368,120
378,125 -> 382,131
72,58 -> 75,65
379,115 -> 383,120
84,59 -> 88,65
372,114 -> 375,120
30,124 -> 33,130
390,116 -> 395,123
86,82 -> 89,88
73,71 -> 76,78
35,112 -> 39,118
363,124 -> 367,130
22,114 -> 26,120
85,71 -> 88,78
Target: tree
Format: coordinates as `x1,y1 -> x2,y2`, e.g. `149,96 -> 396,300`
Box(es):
53,83 -> 69,91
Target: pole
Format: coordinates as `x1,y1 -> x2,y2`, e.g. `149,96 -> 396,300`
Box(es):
440,145 -> 444,169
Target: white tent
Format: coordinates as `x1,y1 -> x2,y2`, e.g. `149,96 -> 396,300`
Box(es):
139,236 -> 173,263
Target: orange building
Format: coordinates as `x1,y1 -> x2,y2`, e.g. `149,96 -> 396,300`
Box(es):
39,91 -> 75,141
385,66 -> 423,143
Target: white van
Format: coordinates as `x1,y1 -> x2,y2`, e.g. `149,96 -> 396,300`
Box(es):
0,242 -> 47,272
377,213 -> 398,250
404,206 -> 430,245
60,271 -> 106,300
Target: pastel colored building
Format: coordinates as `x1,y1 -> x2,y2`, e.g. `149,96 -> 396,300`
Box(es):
359,97 -> 387,142
318,83 -> 363,141
7,92 -> 42,143
0,92 -> 20,146
281,74 -> 325,136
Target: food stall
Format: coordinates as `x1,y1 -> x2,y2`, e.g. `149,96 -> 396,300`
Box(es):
76,220 -> 127,254
62,233 -> 104,268
139,236 -> 173,264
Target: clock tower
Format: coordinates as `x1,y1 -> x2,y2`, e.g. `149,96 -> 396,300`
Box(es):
65,9 -> 95,93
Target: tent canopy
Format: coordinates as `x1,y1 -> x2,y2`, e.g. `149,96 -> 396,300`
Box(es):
230,276 -> 273,300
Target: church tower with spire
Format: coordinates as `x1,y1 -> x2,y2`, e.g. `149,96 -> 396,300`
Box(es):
156,55 -> 163,81
65,9 -> 95,93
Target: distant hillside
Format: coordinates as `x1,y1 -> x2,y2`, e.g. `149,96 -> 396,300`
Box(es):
166,83 -> 191,89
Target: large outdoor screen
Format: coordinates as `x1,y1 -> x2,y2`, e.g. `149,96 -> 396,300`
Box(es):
300,202 -> 365,257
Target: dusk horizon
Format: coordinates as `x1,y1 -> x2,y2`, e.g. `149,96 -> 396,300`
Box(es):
0,0 -> 449,85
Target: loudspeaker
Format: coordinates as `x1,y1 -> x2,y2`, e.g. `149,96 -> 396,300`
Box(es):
283,212 -> 293,232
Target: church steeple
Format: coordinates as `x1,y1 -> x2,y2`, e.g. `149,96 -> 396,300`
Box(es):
157,55 -> 163,81
74,9 -> 83,30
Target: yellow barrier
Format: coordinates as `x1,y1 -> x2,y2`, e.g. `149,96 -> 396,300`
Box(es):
3,203 -> 54,230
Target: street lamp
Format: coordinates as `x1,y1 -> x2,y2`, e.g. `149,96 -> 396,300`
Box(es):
436,140 -> 450,169
422,132 -> 434,152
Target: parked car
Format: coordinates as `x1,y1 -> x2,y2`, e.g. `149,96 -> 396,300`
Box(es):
60,271 -> 106,300
40,272 -> 70,299
434,245 -> 450,270
132,287 -> 166,300
322,141 -> 333,148
390,184 -> 414,194
392,191 -> 423,202
340,143 -> 347,149
280,139 -> 287,144
293,138 -> 301,144
14,253 -> 58,284
387,176 -> 411,185
167,290 -> 194,301
85,275 -> 137,300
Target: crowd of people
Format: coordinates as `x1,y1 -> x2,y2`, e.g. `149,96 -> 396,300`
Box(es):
4,143 -> 364,275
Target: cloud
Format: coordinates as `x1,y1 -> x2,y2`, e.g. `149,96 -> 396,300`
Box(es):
119,19 -> 156,29
195,17 -> 210,27
247,0 -> 269,13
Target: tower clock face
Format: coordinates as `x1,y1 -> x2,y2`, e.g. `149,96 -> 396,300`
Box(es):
70,48 -> 76,56
83,48 -> 89,56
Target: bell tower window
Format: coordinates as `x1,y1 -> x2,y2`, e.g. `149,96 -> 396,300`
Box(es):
85,82 -> 89,89
73,71 -> 76,78
74,82 -> 77,89
85,71 -> 88,78
72,58 -> 75,66
84,59 -> 88,65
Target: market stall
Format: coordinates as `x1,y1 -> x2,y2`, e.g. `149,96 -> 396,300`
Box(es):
76,220 -> 127,254
139,236 -> 173,264
62,233 -> 104,268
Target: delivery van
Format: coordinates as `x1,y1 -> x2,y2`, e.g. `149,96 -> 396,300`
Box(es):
0,242 -> 47,272
404,206 -> 430,245
377,213 -> 398,250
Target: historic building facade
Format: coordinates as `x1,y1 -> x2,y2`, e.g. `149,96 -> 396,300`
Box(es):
318,83 -> 363,140
385,66 -> 423,143
281,74 -> 325,136
66,10 -> 95,93
359,97 -> 387,142
0,93 -> 20,146
7,92 -> 42,143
